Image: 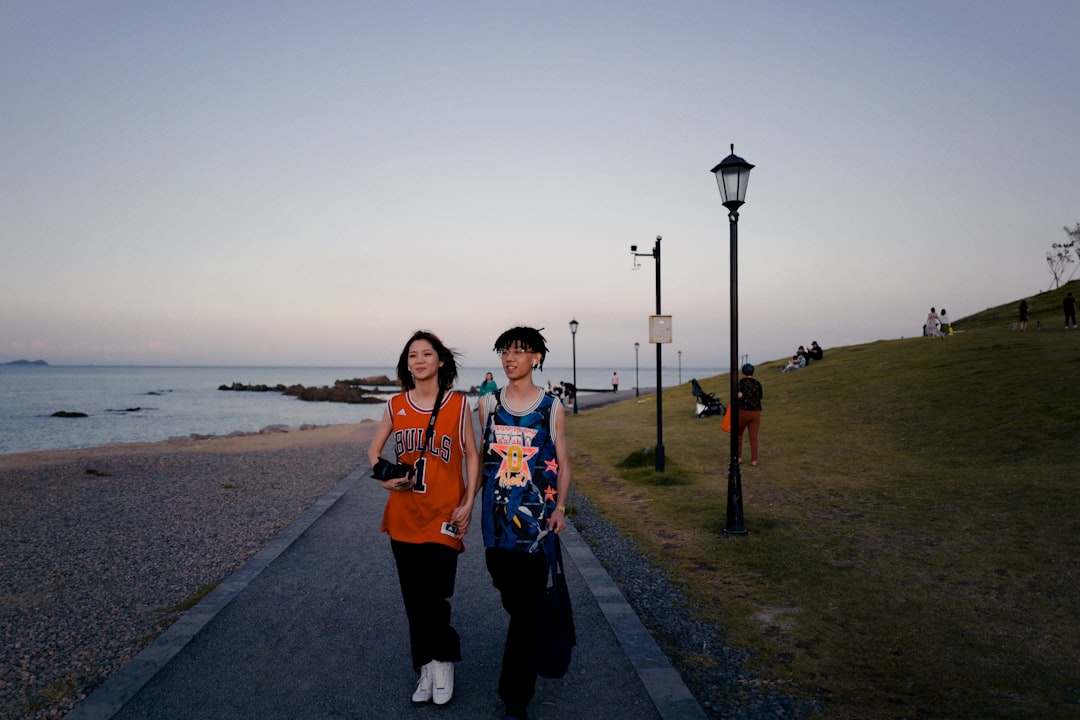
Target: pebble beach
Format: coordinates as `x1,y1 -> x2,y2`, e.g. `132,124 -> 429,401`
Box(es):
0,422 -> 376,719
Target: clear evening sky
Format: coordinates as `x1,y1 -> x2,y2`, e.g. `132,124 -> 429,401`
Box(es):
3,1 -> 1078,369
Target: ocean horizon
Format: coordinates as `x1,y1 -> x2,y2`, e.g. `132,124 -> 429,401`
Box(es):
0,364 -> 725,455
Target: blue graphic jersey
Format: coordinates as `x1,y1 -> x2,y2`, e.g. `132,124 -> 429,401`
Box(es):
480,389 -> 561,553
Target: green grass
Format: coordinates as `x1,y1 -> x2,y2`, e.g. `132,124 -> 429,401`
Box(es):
141,582 -> 221,642
568,280 -> 1080,719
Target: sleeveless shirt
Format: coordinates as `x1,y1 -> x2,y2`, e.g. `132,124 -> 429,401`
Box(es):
480,389 -> 562,553
380,390 -> 469,552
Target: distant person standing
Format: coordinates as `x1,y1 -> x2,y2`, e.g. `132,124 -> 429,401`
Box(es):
611,372 -> 619,393
939,308 -> 951,334
926,308 -> 944,339
479,372 -> 498,396
737,363 -> 764,467
1019,299 -> 1030,331
1064,293 -> 1077,329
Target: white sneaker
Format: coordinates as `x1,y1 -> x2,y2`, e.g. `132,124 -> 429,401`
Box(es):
412,661 -> 434,703
432,661 -> 454,705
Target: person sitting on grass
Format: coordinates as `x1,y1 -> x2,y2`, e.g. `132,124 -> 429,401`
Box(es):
781,353 -> 806,373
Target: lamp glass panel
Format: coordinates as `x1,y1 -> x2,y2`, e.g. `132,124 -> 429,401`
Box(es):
734,167 -> 751,202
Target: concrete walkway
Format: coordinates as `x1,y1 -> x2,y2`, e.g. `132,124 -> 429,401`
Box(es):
66,388 -> 706,720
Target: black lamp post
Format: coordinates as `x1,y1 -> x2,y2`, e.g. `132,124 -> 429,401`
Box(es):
631,236 -> 664,472
711,144 -> 754,536
678,350 -> 682,386
569,318 -> 579,415
634,342 -> 640,398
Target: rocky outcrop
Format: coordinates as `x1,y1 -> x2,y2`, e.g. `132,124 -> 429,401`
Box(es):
218,377 -> 398,404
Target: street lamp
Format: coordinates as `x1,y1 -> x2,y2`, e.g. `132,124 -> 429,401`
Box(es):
711,144 -> 754,536
631,236 -> 664,472
569,318 -> 579,415
634,342 -> 640,398
678,350 -> 682,385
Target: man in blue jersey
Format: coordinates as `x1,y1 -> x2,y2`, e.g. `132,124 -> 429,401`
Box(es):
477,326 -> 571,720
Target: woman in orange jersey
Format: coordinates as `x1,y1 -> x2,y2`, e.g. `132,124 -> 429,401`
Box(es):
367,330 -> 480,706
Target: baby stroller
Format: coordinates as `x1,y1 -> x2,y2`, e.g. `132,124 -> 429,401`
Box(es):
690,378 -> 725,419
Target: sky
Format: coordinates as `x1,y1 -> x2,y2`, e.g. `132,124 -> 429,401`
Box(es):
3,1 -> 1079,370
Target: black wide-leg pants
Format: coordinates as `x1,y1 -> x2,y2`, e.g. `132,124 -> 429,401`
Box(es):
390,539 -> 461,673
486,546 -> 547,718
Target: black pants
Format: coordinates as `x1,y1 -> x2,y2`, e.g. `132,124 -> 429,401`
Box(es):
486,547 -> 547,718
390,540 -> 461,673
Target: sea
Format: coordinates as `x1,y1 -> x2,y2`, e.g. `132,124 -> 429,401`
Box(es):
0,364 -> 723,455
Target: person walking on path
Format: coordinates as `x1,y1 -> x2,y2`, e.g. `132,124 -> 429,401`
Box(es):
367,330 -> 480,707
737,363 -> 764,467
939,308 -> 951,334
478,326 -> 571,720
926,308 -> 944,339
1064,293 -> 1077,329
1019,299 -> 1030,331
611,372 -> 620,393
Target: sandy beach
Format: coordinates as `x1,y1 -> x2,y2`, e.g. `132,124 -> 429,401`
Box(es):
0,422 -> 379,719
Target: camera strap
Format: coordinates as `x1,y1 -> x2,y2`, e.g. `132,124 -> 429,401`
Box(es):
416,385 -> 445,463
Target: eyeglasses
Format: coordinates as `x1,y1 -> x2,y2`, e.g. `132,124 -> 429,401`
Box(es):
497,348 -> 533,357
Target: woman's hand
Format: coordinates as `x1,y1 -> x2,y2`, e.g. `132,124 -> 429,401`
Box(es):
379,475 -> 414,492
450,503 -> 473,534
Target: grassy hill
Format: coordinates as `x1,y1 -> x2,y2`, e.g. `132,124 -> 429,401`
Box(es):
568,279 -> 1080,719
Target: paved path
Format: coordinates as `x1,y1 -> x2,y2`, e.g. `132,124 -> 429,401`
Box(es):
66,388 -> 706,720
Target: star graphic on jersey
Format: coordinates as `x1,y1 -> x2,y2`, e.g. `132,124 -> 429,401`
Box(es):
544,486 -> 558,503
491,441 -> 539,483
544,459 -> 559,475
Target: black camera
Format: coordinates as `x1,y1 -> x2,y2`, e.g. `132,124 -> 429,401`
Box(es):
371,458 -> 413,482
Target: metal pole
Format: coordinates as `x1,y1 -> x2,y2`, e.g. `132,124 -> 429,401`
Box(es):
571,331 -> 578,415
725,211 -> 746,535
678,350 -> 682,385
634,343 -> 640,397
654,236 -> 664,472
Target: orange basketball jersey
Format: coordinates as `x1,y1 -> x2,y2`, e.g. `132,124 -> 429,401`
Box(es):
380,390 -> 469,551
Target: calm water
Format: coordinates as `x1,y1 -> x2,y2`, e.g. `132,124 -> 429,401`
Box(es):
0,364 -> 722,455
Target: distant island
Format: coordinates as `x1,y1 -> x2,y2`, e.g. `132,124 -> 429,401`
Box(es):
1,359 -> 49,366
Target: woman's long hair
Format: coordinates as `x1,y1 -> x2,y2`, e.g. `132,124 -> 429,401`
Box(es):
396,330 -> 460,391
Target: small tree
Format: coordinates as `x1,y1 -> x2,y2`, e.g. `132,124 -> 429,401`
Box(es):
1047,223 -> 1080,289
1066,223 -> 1080,262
